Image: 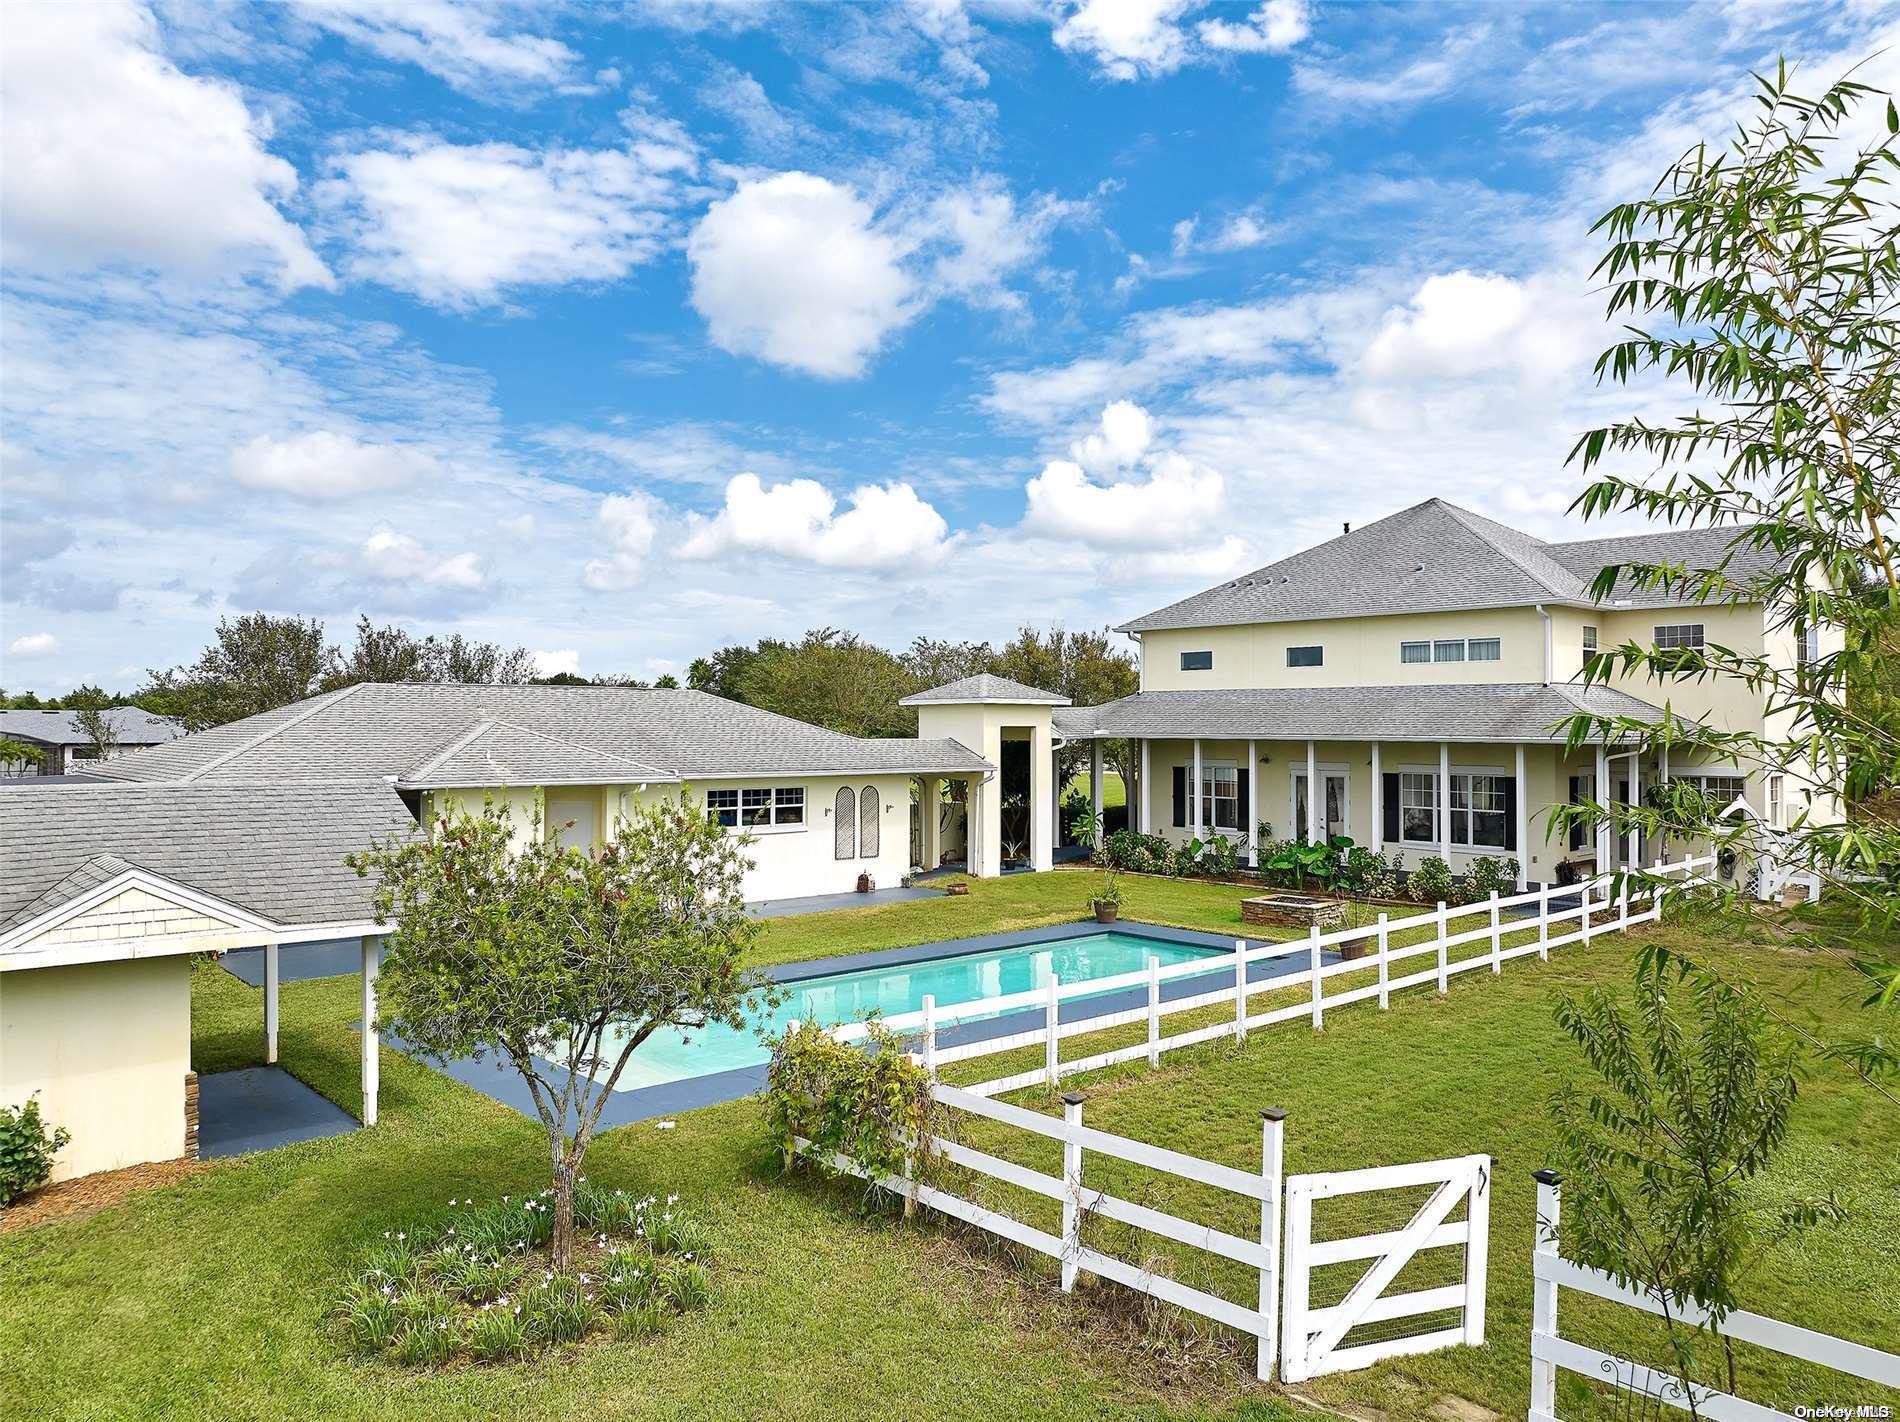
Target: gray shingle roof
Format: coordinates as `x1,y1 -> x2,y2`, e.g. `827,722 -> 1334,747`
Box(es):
404,718 -> 677,788
1117,499 -> 1779,633
101,684 -> 991,787
1546,524 -> 1785,609
899,674 -> 1071,706
0,707 -> 183,747
0,780 -> 416,937
1052,683 -> 1686,744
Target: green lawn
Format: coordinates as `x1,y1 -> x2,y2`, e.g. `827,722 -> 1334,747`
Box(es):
1,871 -> 1893,1422
1065,769 -> 1127,811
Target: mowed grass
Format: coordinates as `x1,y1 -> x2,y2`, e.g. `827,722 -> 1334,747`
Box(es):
1,869 -> 1893,1422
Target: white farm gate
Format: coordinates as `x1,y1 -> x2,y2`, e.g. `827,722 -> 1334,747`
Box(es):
1281,1154 -> 1491,1383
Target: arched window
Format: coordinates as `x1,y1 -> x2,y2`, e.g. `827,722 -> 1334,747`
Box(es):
834,786 -> 857,860
859,785 -> 881,858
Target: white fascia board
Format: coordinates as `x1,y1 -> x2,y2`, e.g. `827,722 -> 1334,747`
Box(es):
0,866 -> 277,956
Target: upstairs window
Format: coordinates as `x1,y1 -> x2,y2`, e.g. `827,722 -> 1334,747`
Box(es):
1179,650 -> 1213,671
1433,639 -> 1466,663
1582,625 -> 1598,673
1655,623 -> 1707,671
1400,641 -> 1431,664
1286,645 -> 1323,667
1467,638 -> 1501,662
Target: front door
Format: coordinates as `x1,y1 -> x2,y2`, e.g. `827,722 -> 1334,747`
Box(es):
1292,769 -> 1349,842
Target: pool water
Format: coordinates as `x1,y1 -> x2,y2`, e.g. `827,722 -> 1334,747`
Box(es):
592,931 -> 1226,1091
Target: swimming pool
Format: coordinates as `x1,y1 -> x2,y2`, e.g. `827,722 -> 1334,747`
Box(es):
595,930 -> 1228,1091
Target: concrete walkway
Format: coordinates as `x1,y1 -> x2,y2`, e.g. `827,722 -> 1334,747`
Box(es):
196,1066 -> 359,1159
746,885 -> 939,918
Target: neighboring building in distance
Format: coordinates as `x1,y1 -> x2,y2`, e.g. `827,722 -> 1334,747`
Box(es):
0,708 -> 184,777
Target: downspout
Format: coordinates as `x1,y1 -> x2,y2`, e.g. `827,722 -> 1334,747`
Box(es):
1536,604 -> 1553,685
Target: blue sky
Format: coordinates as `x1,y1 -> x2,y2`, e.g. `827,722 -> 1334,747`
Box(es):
4,0 -> 1897,689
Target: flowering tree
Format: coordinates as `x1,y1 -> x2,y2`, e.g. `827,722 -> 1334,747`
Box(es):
350,792 -> 764,1271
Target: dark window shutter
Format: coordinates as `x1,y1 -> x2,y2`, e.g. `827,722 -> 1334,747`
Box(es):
1382,772 -> 1400,844
1502,778 -> 1517,851
1237,769 -> 1250,830
1171,766 -> 1186,828
1567,775 -> 1583,851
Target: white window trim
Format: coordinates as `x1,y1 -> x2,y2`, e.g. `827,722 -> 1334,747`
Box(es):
1196,759 -> 1241,832
1392,763 -> 1509,849
708,785 -> 809,835
1399,638 -> 1503,665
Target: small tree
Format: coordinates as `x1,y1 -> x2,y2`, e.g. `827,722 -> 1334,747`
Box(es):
65,685 -> 120,763
0,737 -> 42,774
1547,951 -> 1841,1407
349,792 -> 766,1271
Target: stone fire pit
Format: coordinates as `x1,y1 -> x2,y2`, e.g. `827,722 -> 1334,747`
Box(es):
1241,893 -> 1346,930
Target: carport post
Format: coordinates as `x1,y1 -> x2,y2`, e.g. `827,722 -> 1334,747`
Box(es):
263,942 -> 280,1065
361,935 -> 381,1127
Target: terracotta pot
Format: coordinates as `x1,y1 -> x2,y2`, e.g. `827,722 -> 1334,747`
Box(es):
1093,902 -> 1118,924
856,872 -> 873,893
1339,942 -> 1370,961
945,882 -> 969,896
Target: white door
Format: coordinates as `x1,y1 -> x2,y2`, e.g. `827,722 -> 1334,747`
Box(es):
547,793 -> 596,853
1292,769 -> 1349,842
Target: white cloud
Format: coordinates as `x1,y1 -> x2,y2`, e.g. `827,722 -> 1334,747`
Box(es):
1024,452 -> 1225,551
323,135 -> 692,308
360,527 -> 486,589
1199,0 -> 1310,54
1,2 -> 327,289
915,178 -> 1074,312
230,430 -> 440,499
687,173 -> 916,378
581,493 -> 661,592
6,633 -> 60,659
1070,399 -> 1155,471
531,648 -> 581,678
1359,270 -> 1596,386
682,473 -> 951,570
699,65 -> 800,153
1292,24 -> 1492,109
289,0 -> 578,94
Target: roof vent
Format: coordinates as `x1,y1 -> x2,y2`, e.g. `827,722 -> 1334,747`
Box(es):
1414,562 -> 1425,572
1343,521 -> 1351,534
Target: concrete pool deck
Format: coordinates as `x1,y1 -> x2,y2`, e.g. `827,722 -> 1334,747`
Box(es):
395,920 -> 1335,1132
197,1066 -> 360,1158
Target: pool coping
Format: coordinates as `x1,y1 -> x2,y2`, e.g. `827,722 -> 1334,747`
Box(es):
394,918 -> 1330,1132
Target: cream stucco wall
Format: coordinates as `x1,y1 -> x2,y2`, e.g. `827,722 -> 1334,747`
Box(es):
0,956 -> 192,1183
910,702 -> 1050,877
431,776 -> 922,901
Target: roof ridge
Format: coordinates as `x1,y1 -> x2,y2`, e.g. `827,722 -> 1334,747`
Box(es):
403,714 -> 674,782
1433,502 -> 1582,598
176,682 -> 368,784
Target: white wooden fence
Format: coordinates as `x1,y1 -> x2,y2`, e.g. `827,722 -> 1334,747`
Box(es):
1530,1172 -> 1900,1421
1282,1154 -> 1491,1383
832,854 -> 1713,1097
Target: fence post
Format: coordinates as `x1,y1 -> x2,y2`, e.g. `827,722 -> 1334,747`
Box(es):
1234,938 -> 1248,1042
1618,871 -> 1630,931
1581,882 -> 1594,947
1651,854 -> 1666,922
1464,1157 -> 1491,1347
1308,925 -> 1323,1030
1281,1181 -> 1312,1383
1376,913 -> 1389,1009
1435,901 -> 1448,994
1045,974 -> 1061,1087
1257,1107 -> 1287,1382
1530,1169 -> 1563,1417
1060,1092 -> 1085,1292
1537,884 -> 1550,960
921,993 -> 937,1077
1146,956 -> 1161,1068
1489,890 -> 1502,974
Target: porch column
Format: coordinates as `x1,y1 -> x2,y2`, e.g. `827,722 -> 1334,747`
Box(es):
1030,724 -> 1053,873
1051,745 -> 1064,858
1371,743 -> 1383,853
1088,740 -> 1104,857
920,776 -> 941,870
1514,744 -> 1529,889
1191,739 -> 1202,837
1306,739 -> 1319,844
1594,744 -> 1610,875
1438,741 -> 1451,857
264,942 -> 280,1065
1247,738 -> 1259,866
1137,738 -> 1150,834
1626,752 -> 1642,871
360,935 -> 381,1127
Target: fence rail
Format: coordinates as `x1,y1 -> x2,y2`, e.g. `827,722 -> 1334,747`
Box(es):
1529,1172 -> 1900,1421
829,854 -> 1713,1097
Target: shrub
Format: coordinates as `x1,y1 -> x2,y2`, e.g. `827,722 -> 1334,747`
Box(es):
1257,838 -> 1300,889
1464,855 -> 1519,901
1088,870 -> 1123,910
1339,846 -> 1398,899
1102,828 -> 1173,875
0,1094 -> 70,1205
764,1018 -> 934,1190
1407,855 -> 1455,904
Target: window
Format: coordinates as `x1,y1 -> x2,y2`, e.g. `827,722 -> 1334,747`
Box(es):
1433,639 -> 1466,663
1467,638 -> 1501,663
1766,774 -> 1784,829
1654,624 -> 1706,650
1179,650 -> 1213,671
1400,641 -> 1431,664
1200,763 -> 1239,830
714,785 -> 806,830
1797,620 -> 1821,666
1582,625 -> 1598,673
1286,645 -> 1323,668
1451,773 -> 1508,848
1399,772 -> 1438,844
1679,772 -> 1745,808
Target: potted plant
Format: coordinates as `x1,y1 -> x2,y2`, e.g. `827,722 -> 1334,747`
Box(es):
1090,871 -> 1124,924
855,871 -> 875,893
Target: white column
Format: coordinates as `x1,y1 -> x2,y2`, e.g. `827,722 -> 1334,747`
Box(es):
1088,739 -> 1104,854
920,776 -> 940,870
1305,739 -> 1319,844
1191,739 -> 1202,837
1438,741 -> 1451,858
1030,724 -> 1054,873
1530,1171 -> 1562,1416
1594,744 -> 1610,875
1371,743 -> 1383,851
360,935 -> 381,1127
1514,744 -> 1529,889
264,942 -> 280,1065
1137,738 -> 1150,834
1247,738 -> 1259,866
1627,751 -> 1642,870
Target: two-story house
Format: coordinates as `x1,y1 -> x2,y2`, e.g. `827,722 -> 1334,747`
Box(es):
1048,498 -> 1832,889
